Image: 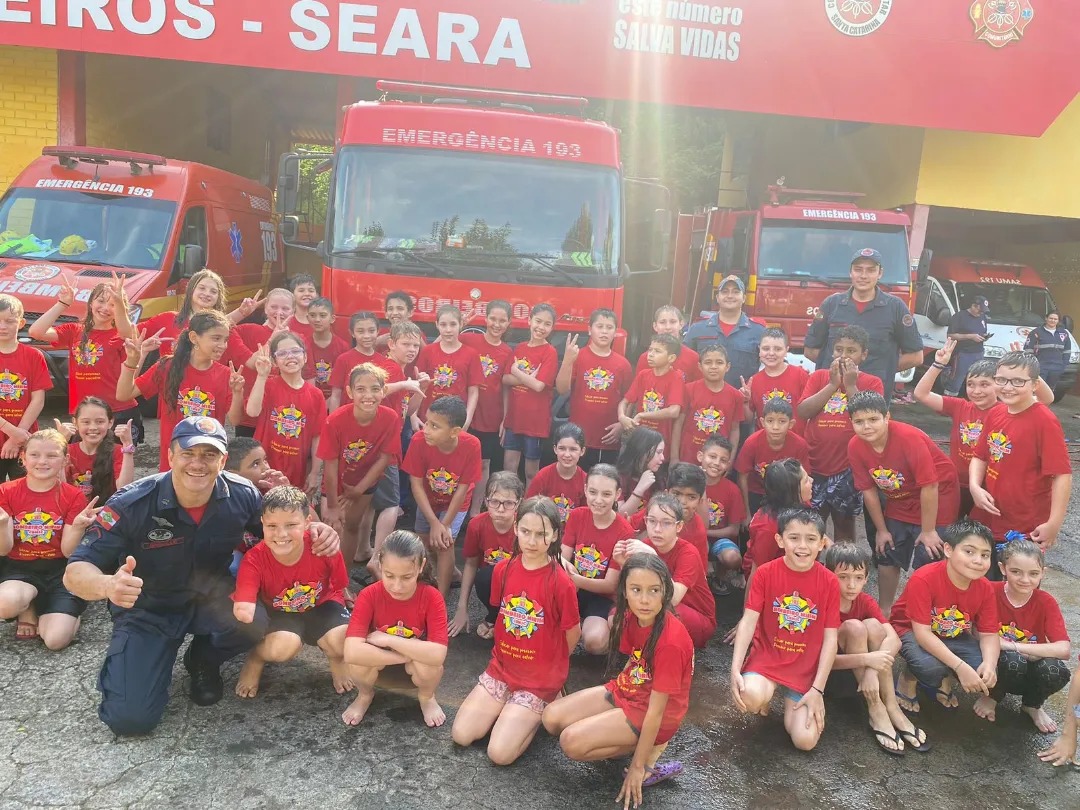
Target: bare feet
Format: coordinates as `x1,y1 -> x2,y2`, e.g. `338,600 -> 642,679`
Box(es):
895,672 -> 920,713
420,696 -> 446,728
235,656 -> 264,699
1022,706 -> 1058,733
342,690 -> 375,726
15,607 -> 38,641
330,659 -> 355,694
475,621 -> 495,641
936,676 -> 959,709
973,695 -> 997,722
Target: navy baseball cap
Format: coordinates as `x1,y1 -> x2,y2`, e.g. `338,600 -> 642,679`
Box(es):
973,296 -> 990,310
718,274 -> 746,292
851,248 -> 883,265
171,416 -> 228,454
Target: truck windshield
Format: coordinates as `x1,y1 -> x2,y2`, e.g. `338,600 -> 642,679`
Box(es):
955,282 -> 1056,328
330,147 -> 620,277
758,222 -> 910,286
0,187 -> 176,270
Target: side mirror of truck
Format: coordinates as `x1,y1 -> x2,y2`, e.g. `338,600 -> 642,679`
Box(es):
916,248 -> 933,283
282,216 -> 299,244
180,244 -> 204,279
277,154 -> 302,215
650,208 -> 672,271
931,306 -> 951,328
1063,315 -> 1074,332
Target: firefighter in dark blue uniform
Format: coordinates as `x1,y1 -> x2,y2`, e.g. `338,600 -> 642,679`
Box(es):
683,274 -> 766,386
1024,311 -> 1072,391
945,295 -> 990,396
64,417 -> 340,736
804,248 -> 924,394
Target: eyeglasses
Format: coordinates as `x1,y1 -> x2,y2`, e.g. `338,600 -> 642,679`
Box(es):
993,376 -> 1032,388
645,517 -> 677,530
274,349 -> 305,358
486,498 -> 519,511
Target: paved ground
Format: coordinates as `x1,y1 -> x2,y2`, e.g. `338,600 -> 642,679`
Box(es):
3,397 -> 1080,809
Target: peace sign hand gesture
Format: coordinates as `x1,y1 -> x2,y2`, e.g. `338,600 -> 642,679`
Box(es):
563,334 -> 580,364
254,343 -> 273,378
58,272 -> 77,307
229,362 -> 246,392
108,270 -> 129,309
72,496 -> 104,532
237,290 -> 266,320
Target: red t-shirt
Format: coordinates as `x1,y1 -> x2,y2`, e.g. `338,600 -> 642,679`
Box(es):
526,464 -> 587,525
747,365 -> 810,423
570,345 -> 634,449
66,442 -> 123,498
743,558 -> 840,693
135,358 -> 233,471
139,313 -> 252,369
631,508 -> 709,569
255,377 -> 328,487
840,592 -> 887,624
487,558 -> 580,696
744,510 -> 781,576
606,612 -> 695,744
462,512 -> 516,567
505,342 -> 558,438
635,346 -> 701,384
890,561 -> 998,638
316,404 -> 401,489
347,581 -> 449,644
0,478 -> 86,561
799,370 -> 885,477
304,333 -> 352,397
461,333 -> 515,434
971,402 -> 1071,538
848,421 -> 960,526
401,430 -> 483,513
940,397 -> 997,490
993,581 -> 1069,645
734,430 -> 811,495
647,538 -> 716,626
416,342 -> 484,419
679,380 -> 744,461
233,322 -> 271,352
233,533 -> 348,611
624,367 -> 686,447
705,478 -> 747,532
328,348 -> 383,393
374,356 -> 416,422
50,323 -> 133,412
286,316 -> 315,345
562,507 -> 634,580
0,344 -> 52,428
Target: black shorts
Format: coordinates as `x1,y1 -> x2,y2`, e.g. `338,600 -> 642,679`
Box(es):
234,425 -> 256,439
112,405 -> 146,445
471,430 -> 502,462
266,600 -> 350,646
578,590 -> 614,621
1,558 -> 87,617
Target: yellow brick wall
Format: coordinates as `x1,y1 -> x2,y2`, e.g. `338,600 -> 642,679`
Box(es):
0,46 -> 58,191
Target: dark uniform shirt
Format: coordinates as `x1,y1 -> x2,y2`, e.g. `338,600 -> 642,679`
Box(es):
683,311 -> 766,386
947,310 -> 989,354
1024,326 -> 1071,371
68,471 -> 262,613
803,287 -> 923,393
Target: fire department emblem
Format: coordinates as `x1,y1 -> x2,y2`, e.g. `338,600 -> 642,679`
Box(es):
574,544 -> 607,578
271,405 -> 306,439
987,431 -> 1012,463
762,388 -> 791,405
642,390 -> 664,413
694,407 -> 724,435
931,604 -> 969,639
433,364 -> 458,389
273,581 -> 321,613
484,547 -> 512,566
479,355 -> 499,378
315,360 -> 332,384
773,591 -> 818,633
384,621 -> 420,638
427,468 -> 458,496
825,0 -> 892,37
871,466 -> 904,493
342,439 -> 371,464
999,622 -> 1034,643
707,498 -> 726,528
177,386 -> 214,418
74,340 -> 104,367
822,391 -> 848,415
499,591 -> 545,639
584,366 -> 614,392
959,419 -> 984,447
616,649 -> 650,690
0,370 -> 27,402
970,1 -> 1034,48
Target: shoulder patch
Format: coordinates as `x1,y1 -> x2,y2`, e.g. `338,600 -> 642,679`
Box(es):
902,314 -> 914,327
96,506 -> 121,530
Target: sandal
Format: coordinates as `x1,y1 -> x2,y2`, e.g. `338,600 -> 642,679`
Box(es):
638,761 -> 684,788
894,675 -> 919,713
897,726 -> 931,753
871,728 -> 905,757
343,588 -> 357,611
476,621 -> 495,640
919,681 -> 958,711
15,621 -> 39,641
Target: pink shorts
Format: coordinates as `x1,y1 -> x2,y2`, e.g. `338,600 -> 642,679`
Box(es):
478,670 -> 552,713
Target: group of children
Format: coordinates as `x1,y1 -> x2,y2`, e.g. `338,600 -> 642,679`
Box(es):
1,271 -> 1078,794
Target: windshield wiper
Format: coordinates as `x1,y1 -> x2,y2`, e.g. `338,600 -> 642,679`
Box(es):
479,252 -> 585,287
52,258 -> 134,269
329,247 -> 453,277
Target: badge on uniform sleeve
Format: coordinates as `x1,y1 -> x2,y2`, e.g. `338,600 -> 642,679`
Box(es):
96,506 -> 120,530
902,314 -> 914,327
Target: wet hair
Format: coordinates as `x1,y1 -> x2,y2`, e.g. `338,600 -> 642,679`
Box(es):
260,484 -> 309,516
435,304 -> 463,325
776,507 -> 826,536
25,427 -> 69,460
269,330 -> 306,360
823,542 -> 871,574
175,268 -> 227,324
485,470 -> 525,500
941,519 -> 994,550
530,302 -> 557,323
761,458 -> 807,518
553,421 -> 585,449
308,296 -> 333,313
760,327 -> 789,346
265,287 -> 293,304
653,305 -> 684,324
606,554 -> 676,679
966,359 -> 997,381
79,282 -> 113,358
698,343 -> 729,363
348,361 -> 388,389
389,320 -> 423,342
0,293 -> 24,319
380,529 -> 439,588
616,427 -> 664,482
848,391 -> 889,418
225,436 -> 262,471
761,398 -> 794,419
514,496 -> 563,554
349,310 -> 379,332
834,324 -> 871,352
385,290 -> 414,312
287,273 -> 318,292
667,461 -> 706,497
999,538 -> 1045,568
587,463 -> 621,489
590,308 -> 618,326
486,299 -> 512,319
996,351 -> 1040,380
73,396 -> 119,501
649,333 -> 682,357
647,491 -> 684,523
702,435 -> 733,455
162,310 -> 231,413
428,394 -> 466,428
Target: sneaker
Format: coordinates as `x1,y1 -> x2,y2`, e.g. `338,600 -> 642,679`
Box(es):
183,644 -> 224,707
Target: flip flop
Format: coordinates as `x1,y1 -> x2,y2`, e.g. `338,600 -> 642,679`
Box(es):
625,761 -> 684,788
894,675 -> 919,713
897,726 -> 931,753
871,728 -> 905,757
15,621 -> 38,641
918,681 -> 958,711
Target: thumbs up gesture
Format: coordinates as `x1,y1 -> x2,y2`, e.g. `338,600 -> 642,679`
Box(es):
106,555 -> 143,609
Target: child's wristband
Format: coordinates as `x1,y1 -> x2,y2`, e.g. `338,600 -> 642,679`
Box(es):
811,686 -> 824,696
931,362 -> 948,370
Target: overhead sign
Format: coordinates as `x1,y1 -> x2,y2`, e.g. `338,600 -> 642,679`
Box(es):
0,0 -> 1076,136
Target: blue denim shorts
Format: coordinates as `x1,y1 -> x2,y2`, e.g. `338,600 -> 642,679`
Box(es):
415,508 -> 468,539
743,671 -> 804,702
501,428 -> 543,460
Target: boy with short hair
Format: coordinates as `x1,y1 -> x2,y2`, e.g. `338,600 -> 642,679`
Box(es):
672,343 -> 743,464
328,312 -> 382,412
618,333 -> 686,447
735,398 -> 810,517
969,351 -> 1071,551
741,327 -> 810,424
0,294 -> 52,479
823,543 -> 928,755
634,305 -> 700,383
286,274 -> 319,343
377,291 -> 418,350
226,437 -> 290,492
303,297 -> 351,400
731,508 -> 840,751
232,485 -> 351,699
892,520 -> 1000,714
797,324 -> 884,543
698,436 -> 746,582
847,391 -> 960,615
626,462 -> 710,568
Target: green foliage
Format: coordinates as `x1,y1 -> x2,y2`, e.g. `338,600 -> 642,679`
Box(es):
432,216 -> 515,252
295,143 -> 333,228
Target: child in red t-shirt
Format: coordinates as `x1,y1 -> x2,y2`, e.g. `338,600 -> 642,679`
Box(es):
543,553 -> 694,799
285,274 -> 318,344
343,530 -> 450,727
731,508 -> 839,751
401,395 -> 482,597
556,308 -> 634,467
742,459 -> 813,584
248,334 -> 327,491
735,399 -> 809,518
616,427 -> 665,519
502,303 -> 558,487
823,543 -> 928,755
560,464 -> 635,655
526,422 -> 587,524
0,429 -> 94,648
698,437 -> 745,588
740,327 -> 809,425
120,311 -> 242,472
451,497 -> 581,765
233,287 -> 294,353
986,540 -> 1071,731
375,290 -> 417,352
232,486 -> 351,698
451,471 -> 523,640
225,436 -> 291,493
619,333 -> 685,450
0,294 -> 53,480
328,311 -> 382,412
892,521 -> 999,714
417,304 -> 483,426
626,463 -> 710,570
64,397 -> 134,503
634,305 -> 701,384
302,297 -> 351,399
673,344 -> 742,464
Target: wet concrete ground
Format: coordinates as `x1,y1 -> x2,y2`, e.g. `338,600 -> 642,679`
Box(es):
3,398 -> 1080,809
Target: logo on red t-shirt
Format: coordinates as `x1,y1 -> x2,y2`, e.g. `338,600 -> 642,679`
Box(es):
552,495 -> 572,523
574,544 -> 608,578
0,370 -> 27,402
72,471 -> 93,497
755,461 -> 769,479
930,604 -> 970,638
584,367 -> 614,391
615,649 -> 650,690
693,407 -> 724,434
762,388 -> 792,405
773,591 -> 818,633
484,548 -> 511,566
479,355 -> 499,378
707,499 -> 726,528
315,360 -> 332,384
959,420 -> 983,447
271,405 -> 307,439
273,581 -> 322,613
74,340 -> 104,367
871,466 -> 904,493
427,468 -> 459,496
642,390 -> 664,412
433,364 -> 459,389
15,508 -> 59,544
822,392 -> 847,415
499,590 -> 545,638
178,386 -> 214,418
383,620 -> 423,639
342,439 -> 372,464
987,431 -> 1013,462
516,358 -> 536,374
999,621 -> 1034,643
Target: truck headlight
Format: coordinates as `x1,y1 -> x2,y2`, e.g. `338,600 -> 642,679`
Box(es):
983,346 -> 1006,359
